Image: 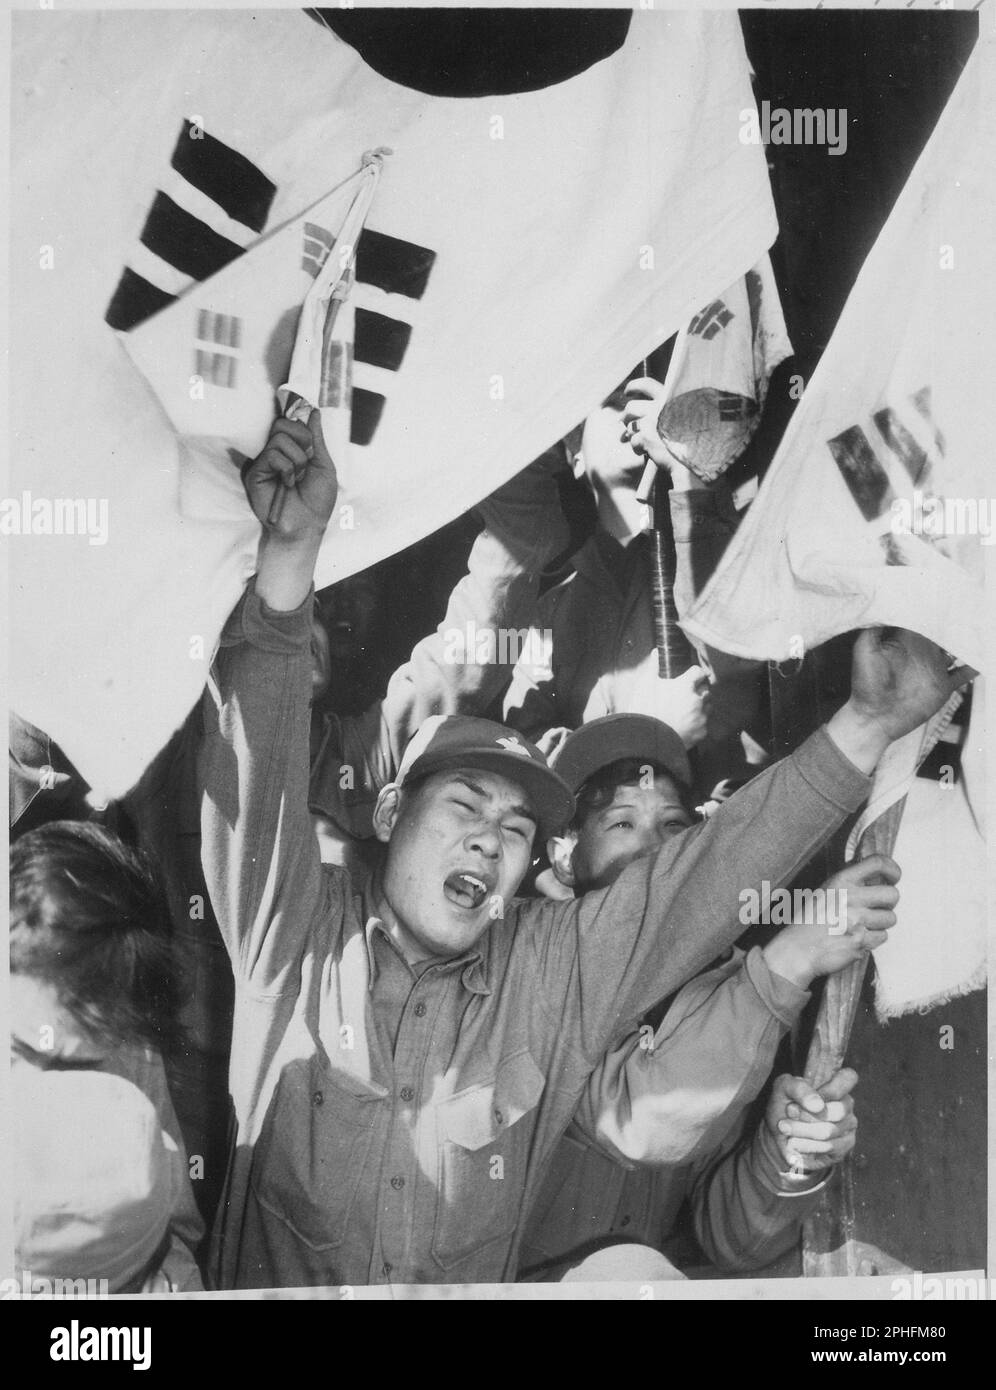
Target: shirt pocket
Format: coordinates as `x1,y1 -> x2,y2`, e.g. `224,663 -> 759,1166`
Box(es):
432,1048 -> 545,1273
251,1053 -> 387,1253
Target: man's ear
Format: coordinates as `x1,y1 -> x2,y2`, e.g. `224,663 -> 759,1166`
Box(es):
546,833 -> 578,890
372,784 -> 404,844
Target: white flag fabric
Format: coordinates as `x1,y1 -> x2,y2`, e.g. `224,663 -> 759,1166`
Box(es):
840,687 -> 986,1020
682,47 -> 990,1020
276,155 -> 389,452
682,46 -> 991,675
125,155 -> 390,528
652,255 -> 793,483
8,8 -> 776,797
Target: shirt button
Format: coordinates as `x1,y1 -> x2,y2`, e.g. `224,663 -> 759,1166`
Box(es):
620,1215 -> 631,1228
494,1108 -> 504,1126
413,1002 -> 427,1018
400,1086 -> 414,1102
312,1090 -> 324,1107
390,1175 -> 405,1190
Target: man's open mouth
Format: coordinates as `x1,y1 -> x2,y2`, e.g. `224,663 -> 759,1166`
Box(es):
442,871 -> 491,911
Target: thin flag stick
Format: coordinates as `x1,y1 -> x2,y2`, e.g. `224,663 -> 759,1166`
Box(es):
650,470 -> 694,679
634,357 -> 694,678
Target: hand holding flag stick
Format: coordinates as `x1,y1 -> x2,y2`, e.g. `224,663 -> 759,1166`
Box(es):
802,627 -> 975,1088
803,821 -> 905,1092
799,630 -> 975,1275
241,409 -> 339,614
242,409 -> 339,542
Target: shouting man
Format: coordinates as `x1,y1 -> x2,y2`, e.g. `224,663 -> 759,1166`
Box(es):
198,411 -> 968,1288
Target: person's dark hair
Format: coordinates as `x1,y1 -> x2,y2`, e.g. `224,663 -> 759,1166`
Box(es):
9,821 -> 183,1053
571,758 -> 694,830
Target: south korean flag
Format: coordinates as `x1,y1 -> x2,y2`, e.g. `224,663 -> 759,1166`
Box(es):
118,134 -> 433,530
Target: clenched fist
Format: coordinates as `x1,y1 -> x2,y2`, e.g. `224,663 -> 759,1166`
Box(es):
243,409 -> 339,542
766,1067 -> 859,1178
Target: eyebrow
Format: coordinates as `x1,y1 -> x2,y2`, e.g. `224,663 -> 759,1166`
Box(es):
597,798 -> 690,823
450,774 -> 537,826
451,774 -> 486,797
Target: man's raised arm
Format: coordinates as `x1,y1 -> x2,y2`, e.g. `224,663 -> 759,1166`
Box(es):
198,412 -> 340,984
524,628 -> 973,1064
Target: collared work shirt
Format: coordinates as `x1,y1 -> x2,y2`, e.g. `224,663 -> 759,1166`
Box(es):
199,586 -> 870,1289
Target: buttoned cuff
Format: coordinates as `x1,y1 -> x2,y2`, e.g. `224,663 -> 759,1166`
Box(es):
793,725 -> 874,812
743,946 -> 811,1028
219,579 -> 314,654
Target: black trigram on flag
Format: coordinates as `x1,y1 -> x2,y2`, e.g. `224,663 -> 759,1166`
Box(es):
194,310 -> 242,390
301,219 -> 437,446
108,120 -> 438,448
826,386 -> 941,564
106,120 -> 277,331
688,300 -> 735,341
302,222 -> 336,279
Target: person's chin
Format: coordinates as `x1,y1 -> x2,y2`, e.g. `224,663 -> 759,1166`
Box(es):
421,899 -> 491,955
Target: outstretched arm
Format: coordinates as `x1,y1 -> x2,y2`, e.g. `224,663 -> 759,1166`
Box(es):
570,851 -> 897,1164
524,629 -> 971,1066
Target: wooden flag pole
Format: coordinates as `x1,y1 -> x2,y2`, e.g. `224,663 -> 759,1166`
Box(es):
800,794 -> 909,1276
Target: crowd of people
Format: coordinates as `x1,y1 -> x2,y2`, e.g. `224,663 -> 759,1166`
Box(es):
9,365 -> 969,1291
